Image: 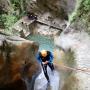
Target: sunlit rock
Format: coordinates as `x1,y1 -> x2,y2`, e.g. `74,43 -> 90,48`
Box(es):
54,30 -> 90,90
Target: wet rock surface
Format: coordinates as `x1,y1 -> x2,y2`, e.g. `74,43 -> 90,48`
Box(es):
0,33 -> 40,90
55,31 -> 90,90
12,0 -> 77,37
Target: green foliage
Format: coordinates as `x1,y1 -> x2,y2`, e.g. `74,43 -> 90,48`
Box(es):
69,0 -> 90,34
0,0 -> 27,34
0,15 -> 5,28
0,14 -> 18,34
69,0 -> 90,23
83,0 -> 90,11
10,0 -> 26,14
10,0 -> 21,10
69,0 -> 82,22
76,0 -> 90,18
77,0 -> 90,24
1,14 -> 18,29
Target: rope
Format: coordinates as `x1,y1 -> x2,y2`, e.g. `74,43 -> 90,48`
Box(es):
54,50 -> 90,75
56,63 -> 90,75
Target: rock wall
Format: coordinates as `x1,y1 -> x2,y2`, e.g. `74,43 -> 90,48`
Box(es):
26,0 -> 76,17
54,30 -> 90,90
21,0 -> 76,37
0,0 -> 12,13
54,0 -> 90,89
0,33 -> 40,90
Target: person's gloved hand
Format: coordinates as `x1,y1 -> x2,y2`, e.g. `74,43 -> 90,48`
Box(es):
42,61 -> 49,64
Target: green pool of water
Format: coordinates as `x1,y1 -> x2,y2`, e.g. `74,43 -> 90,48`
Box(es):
26,34 -> 54,52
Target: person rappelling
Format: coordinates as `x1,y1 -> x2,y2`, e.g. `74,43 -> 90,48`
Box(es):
36,50 -> 55,83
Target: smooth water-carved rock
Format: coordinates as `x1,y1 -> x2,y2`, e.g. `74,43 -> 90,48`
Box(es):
0,33 -> 40,90
54,30 -> 90,90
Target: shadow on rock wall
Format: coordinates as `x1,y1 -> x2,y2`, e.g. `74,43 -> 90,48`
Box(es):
0,34 -> 40,90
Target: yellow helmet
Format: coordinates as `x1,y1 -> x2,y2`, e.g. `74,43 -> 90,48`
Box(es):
41,50 -> 47,57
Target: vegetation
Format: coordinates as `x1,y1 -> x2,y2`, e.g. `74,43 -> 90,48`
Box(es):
70,0 -> 90,22
0,0 -> 26,34
69,0 -> 90,34
1,14 -> 17,29
0,0 -> 90,34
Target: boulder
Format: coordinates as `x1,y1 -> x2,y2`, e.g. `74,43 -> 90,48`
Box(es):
0,33 -> 40,90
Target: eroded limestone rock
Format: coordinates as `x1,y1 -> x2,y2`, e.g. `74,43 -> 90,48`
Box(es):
54,30 -> 90,90
0,33 -> 40,90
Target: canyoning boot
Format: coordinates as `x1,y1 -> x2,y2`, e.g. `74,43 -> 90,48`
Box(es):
46,81 -> 51,90
51,70 -> 55,75
47,81 -> 50,87
47,80 -> 50,83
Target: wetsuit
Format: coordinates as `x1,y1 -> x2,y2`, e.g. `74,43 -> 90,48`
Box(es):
36,51 -> 54,82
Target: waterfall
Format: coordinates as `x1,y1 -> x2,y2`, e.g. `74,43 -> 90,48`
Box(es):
34,66 -> 60,90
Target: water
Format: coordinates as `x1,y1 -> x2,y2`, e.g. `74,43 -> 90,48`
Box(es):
26,34 -> 60,90
26,34 -> 54,52
34,66 -> 60,90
